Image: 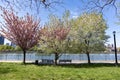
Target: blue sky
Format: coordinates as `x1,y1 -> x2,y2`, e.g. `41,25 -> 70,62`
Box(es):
104,8 -> 120,47
36,0 -> 120,47
1,0 -> 120,47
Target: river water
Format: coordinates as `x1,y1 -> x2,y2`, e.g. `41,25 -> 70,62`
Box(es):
0,52 -> 120,63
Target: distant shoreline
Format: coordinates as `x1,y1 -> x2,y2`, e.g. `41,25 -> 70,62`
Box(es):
0,51 -> 36,54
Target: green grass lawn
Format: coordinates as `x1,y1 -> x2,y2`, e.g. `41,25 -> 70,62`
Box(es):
0,63 -> 120,80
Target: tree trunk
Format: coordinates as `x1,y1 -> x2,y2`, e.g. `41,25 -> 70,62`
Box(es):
85,39 -> 91,64
23,50 -> 26,64
86,51 -> 91,64
54,53 -> 59,65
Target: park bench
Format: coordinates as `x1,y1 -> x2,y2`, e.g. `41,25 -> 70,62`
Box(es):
35,59 -> 54,64
59,59 -> 72,63
41,59 -> 54,64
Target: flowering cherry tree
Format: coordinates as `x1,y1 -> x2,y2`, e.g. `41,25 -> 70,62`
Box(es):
0,8 -> 41,64
40,18 -> 70,65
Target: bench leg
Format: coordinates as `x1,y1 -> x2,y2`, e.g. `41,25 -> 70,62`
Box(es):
35,60 -> 38,65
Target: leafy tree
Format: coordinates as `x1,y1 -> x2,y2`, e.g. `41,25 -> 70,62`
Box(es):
71,12 -> 109,64
0,45 -> 14,51
14,46 -> 22,51
0,8 -> 41,64
40,14 -> 70,65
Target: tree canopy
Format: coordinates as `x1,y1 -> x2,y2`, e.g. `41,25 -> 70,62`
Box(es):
70,12 -> 109,64
0,8 -> 41,64
71,12 -> 109,52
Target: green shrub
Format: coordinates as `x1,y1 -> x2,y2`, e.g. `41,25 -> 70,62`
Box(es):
14,46 -> 22,51
29,46 -> 38,51
0,45 -> 14,51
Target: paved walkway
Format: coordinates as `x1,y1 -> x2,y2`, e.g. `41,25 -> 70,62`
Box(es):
0,60 -> 118,63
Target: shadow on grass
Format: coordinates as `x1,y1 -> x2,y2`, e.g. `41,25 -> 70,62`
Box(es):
31,63 -> 120,68
0,67 -> 17,74
58,63 -> 119,68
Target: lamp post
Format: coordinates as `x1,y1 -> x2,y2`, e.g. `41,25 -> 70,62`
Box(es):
113,31 -> 118,66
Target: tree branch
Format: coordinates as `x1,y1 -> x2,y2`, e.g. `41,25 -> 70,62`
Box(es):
86,0 -> 117,14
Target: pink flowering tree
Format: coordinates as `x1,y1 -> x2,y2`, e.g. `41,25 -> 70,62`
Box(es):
41,25 -> 70,65
40,15 -> 70,65
0,8 -> 41,64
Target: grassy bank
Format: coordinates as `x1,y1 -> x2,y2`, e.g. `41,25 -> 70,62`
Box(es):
0,63 -> 120,80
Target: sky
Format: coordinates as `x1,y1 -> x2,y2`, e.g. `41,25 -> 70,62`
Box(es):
1,0 -> 120,47
38,0 -> 120,47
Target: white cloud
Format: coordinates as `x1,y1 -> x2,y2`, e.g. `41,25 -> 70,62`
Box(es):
72,15 -> 78,19
71,11 -> 79,19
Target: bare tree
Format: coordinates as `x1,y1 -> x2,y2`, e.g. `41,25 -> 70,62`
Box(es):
83,0 -> 118,13
0,8 -> 41,64
1,0 -> 63,13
